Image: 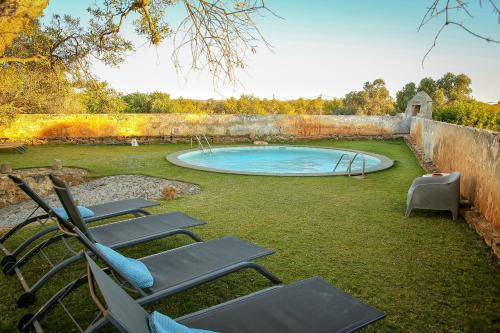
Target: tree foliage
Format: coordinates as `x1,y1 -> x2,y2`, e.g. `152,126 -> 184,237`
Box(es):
433,100 -> 500,131
0,0 -> 274,85
415,73 -> 472,108
80,81 -> 127,114
0,0 -> 48,59
395,82 -> 417,112
418,1 -> 500,65
0,63 -> 79,121
395,72 -> 473,112
395,72 -> 497,131
116,93 -> 344,115
341,79 -> 395,115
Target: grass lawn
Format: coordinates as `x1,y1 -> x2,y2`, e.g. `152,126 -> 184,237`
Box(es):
0,140 -> 498,332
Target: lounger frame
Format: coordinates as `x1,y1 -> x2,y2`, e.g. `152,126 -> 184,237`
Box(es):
3,176 -> 204,308
19,254 -> 385,333
18,175 -> 280,328
1,175 -> 155,268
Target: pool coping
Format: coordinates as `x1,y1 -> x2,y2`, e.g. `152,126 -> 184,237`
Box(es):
166,145 -> 394,177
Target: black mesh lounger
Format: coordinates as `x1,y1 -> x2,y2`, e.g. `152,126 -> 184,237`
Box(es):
18,254 -> 386,333
20,175 -> 280,328
1,175 -> 158,268
4,176 -> 207,308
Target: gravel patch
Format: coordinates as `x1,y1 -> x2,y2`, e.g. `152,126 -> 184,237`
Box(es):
0,175 -> 200,228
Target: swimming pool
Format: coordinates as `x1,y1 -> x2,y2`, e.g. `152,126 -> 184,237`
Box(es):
167,146 -> 393,176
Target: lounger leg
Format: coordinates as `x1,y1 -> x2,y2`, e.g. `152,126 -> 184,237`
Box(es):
7,225 -> 59,260
138,261 -> 282,306
85,318 -> 108,333
0,213 -> 50,244
175,229 -> 203,242
137,209 -> 152,216
131,209 -> 151,218
17,270 -> 107,331
3,234 -> 67,274
17,252 -> 86,307
245,262 -> 282,284
451,209 -> 458,220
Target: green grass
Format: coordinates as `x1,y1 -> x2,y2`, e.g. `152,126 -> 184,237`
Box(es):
0,140 -> 498,332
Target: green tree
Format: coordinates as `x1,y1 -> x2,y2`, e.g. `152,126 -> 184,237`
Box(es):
0,0 -> 272,84
433,100 -> 499,131
80,82 -> 126,114
0,21 -> 84,123
417,73 -> 472,107
0,63 -> 80,122
436,72 -> 472,103
433,88 -> 446,108
122,93 -> 153,113
323,98 -> 344,115
150,92 -> 172,113
343,79 -> 395,115
395,82 -> 417,112
417,77 -> 438,99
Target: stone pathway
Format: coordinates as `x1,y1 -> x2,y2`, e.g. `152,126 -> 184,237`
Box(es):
0,175 -> 200,228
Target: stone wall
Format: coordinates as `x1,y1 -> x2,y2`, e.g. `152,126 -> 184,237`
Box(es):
0,168 -> 88,208
0,113 -> 411,143
410,117 -> 499,257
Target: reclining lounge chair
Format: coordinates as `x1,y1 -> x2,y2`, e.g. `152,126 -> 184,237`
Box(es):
5,175 -> 207,307
1,175 -> 159,268
19,175 -> 280,325
18,254 -> 386,333
0,141 -> 26,154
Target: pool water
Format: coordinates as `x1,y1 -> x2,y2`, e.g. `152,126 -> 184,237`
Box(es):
168,146 -> 393,176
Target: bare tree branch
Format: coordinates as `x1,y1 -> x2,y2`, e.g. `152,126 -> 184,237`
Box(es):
1,0 -> 276,86
419,0 -> 500,66
172,0 -> 278,86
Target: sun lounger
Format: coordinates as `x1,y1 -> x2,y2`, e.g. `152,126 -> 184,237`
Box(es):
1,175 -> 158,268
17,254 -> 386,333
19,174 -> 279,326
0,142 -> 26,154
4,175 -> 206,308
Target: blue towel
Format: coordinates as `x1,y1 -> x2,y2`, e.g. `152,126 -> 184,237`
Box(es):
94,243 -> 154,288
148,311 -> 217,333
53,206 -> 95,220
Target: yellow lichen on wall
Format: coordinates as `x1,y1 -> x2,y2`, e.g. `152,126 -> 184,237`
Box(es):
0,114 -> 152,139
0,113 -> 408,140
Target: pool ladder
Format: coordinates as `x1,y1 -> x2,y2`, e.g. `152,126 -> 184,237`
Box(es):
190,135 -> 213,153
333,153 -> 366,177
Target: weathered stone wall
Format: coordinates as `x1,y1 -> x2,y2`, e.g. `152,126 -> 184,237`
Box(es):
0,168 -> 88,208
0,113 -> 411,143
410,117 -> 499,257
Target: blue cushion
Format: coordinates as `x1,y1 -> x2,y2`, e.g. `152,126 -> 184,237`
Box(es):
53,206 -> 95,220
148,311 -> 216,333
94,243 -> 154,288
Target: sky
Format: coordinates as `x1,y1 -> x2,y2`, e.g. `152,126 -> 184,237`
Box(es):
44,1 -> 500,102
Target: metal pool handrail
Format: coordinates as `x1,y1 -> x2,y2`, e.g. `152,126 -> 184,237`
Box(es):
347,153 -> 366,176
202,134 -> 213,153
190,135 -> 212,153
333,153 -> 349,172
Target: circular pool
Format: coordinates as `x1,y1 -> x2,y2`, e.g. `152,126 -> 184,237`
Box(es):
167,146 -> 393,176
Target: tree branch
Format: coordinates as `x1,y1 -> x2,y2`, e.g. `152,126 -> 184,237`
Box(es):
419,0 -> 500,66
0,54 -> 47,64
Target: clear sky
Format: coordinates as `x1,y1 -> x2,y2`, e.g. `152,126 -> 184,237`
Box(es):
44,1 -> 500,102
